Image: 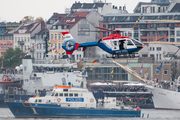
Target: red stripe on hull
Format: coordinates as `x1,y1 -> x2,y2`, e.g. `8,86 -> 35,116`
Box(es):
155,108 -> 180,110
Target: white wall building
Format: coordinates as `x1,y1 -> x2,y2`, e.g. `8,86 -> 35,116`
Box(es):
13,21 -> 45,57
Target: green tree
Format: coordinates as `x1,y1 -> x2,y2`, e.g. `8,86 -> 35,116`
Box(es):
35,17 -> 44,22
21,16 -> 44,22
0,48 -> 25,68
21,16 -> 34,22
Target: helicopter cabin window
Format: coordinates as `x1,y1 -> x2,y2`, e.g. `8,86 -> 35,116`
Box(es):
74,93 -> 78,97
55,93 -> 58,97
59,93 -> 63,96
127,40 -> 134,45
64,93 -> 68,97
113,41 -> 117,45
69,93 -> 73,97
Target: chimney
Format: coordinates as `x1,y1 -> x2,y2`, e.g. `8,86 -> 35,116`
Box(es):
41,21 -> 45,30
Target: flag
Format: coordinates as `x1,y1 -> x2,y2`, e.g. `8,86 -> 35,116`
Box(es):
140,62 -> 143,74
111,70 -> 114,74
92,59 -> 97,64
156,62 -> 163,71
82,71 -> 87,75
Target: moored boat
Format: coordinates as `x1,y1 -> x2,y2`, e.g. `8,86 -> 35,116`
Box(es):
5,84 -> 141,118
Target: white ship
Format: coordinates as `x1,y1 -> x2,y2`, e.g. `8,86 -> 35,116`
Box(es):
0,55 -> 84,95
145,82 -> 180,110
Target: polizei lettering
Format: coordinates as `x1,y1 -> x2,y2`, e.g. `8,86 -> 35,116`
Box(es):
66,98 -> 84,102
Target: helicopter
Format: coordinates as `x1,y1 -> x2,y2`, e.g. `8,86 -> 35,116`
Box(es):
62,29 -> 144,58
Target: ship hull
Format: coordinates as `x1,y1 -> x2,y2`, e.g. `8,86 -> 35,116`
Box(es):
6,102 -> 141,118
146,85 -> 180,110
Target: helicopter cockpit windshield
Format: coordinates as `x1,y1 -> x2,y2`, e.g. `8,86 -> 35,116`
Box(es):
131,38 -> 143,47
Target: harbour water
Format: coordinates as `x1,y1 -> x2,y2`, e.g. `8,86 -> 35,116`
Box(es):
1,108 -> 180,120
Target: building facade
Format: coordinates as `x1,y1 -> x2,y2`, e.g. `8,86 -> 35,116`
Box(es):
0,32 -> 13,57
13,21 -> 45,57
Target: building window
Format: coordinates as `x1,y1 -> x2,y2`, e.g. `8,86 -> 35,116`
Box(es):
149,39 -> 153,42
160,38 -> 164,42
156,54 -> 158,60
166,31 -> 168,36
37,44 -> 38,49
55,34 -> 57,39
10,44 -> 12,48
156,69 -> 160,75
7,44 -> 9,48
77,54 -> 78,60
177,38 -> 180,42
103,24 -> 106,29
39,44 -> 41,49
58,43 -> 60,49
160,54 -> 161,60
18,37 -> 20,41
149,32 -> 153,37
55,43 -> 57,49
141,31 -> 147,36
103,32 -> 106,37
4,44 -> 6,49
153,7 -> 155,13
153,47 -> 154,51
164,69 -> 168,75
24,37 -> 26,42
51,43 -> 53,48
177,31 -> 180,36
21,37 -> 23,41
141,39 -> 147,42
37,53 -> 38,59
58,34 -> 60,39
40,53 -> 41,59
150,47 -> 151,51
28,37 -> 30,42
15,37 -> 17,42
142,54 -> 148,57
24,46 -> 26,50
1,44 -> 3,49
157,47 -> 161,51
160,31 -> 164,36
51,34 -> 53,39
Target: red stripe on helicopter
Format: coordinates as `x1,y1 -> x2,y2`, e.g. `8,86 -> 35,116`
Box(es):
62,31 -> 69,35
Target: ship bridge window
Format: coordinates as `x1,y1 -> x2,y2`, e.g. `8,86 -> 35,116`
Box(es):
55,93 -> 58,97
74,93 -> 78,97
35,99 -> 37,102
59,93 -> 63,96
69,93 -> 73,97
51,93 -> 55,96
38,99 -> 42,102
63,89 -> 68,92
64,93 -> 68,97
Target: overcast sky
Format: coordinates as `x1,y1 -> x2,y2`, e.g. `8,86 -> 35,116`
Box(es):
0,0 -> 150,22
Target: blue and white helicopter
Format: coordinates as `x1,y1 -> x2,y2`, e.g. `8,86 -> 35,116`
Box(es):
62,29 -> 144,58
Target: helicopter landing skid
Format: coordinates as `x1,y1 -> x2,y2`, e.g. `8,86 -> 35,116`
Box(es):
107,53 -> 139,59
